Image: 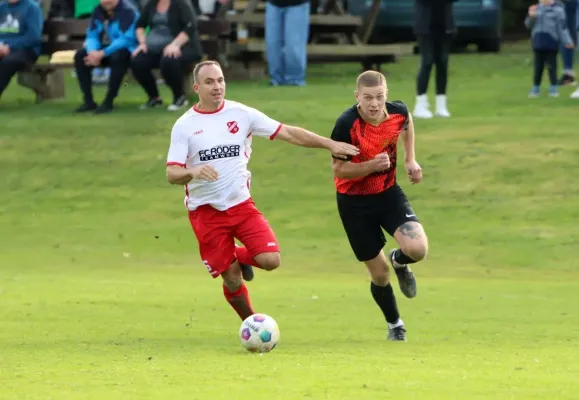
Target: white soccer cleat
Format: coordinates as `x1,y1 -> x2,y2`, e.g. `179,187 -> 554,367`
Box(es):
434,94 -> 451,118
570,88 -> 579,99
413,94 -> 433,119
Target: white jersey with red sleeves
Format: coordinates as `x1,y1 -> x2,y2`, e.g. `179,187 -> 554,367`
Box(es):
166,100 -> 282,211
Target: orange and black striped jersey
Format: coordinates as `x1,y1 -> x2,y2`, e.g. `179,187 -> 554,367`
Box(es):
331,101 -> 409,195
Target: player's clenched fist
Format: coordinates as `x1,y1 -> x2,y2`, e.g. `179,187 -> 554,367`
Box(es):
190,165 -> 219,181
371,152 -> 391,172
405,160 -> 423,184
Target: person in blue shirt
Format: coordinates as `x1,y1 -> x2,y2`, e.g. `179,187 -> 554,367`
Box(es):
0,0 -> 43,99
526,0 -> 574,97
74,0 -> 139,113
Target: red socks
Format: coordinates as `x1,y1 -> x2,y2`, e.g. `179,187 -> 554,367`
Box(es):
223,283 -> 254,320
235,245 -> 259,268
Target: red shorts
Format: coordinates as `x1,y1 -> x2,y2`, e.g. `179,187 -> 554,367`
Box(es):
188,198 -> 280,278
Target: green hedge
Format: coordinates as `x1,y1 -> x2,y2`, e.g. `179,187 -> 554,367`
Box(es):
502,0 -> 547,34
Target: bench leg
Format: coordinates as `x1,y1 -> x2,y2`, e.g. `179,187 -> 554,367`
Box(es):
17,69 -> 65,103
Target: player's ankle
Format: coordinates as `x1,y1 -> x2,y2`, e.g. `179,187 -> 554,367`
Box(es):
387,318 -> 404,329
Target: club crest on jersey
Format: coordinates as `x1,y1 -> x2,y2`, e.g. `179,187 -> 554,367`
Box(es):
227,121 -> 239,134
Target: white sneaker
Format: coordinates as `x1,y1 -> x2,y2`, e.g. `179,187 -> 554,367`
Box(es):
167,95 -> 190,111
434,94 -> 451,117
413,94 -> 433,119
570,88 -> 579,99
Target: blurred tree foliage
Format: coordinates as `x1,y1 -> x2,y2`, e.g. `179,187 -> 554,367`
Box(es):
503,0 -> 541,34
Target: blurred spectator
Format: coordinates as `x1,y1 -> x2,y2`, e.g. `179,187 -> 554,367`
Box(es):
74,0 -> 140,113
412,0 -> 458,119
265,0 -> 310,86
0,0 -> 43,100
558,0 -> 576,87
130,0 -> 202,111
48,0 -> 75,18
525,0 -> 574,98
193,0 -> 225,18
75,0 -> 140,16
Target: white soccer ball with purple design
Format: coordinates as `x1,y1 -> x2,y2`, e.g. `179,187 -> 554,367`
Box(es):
239,313 -> 280,353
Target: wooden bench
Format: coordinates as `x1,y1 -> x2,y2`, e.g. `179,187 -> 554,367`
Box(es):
224,0 -> 413,72
17,19 -> 84,103
17,17 -> 232,103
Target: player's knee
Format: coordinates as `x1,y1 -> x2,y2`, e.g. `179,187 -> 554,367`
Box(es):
371,272 -> 390,286
403,241 -> 428,262
365,257 -> 391,285
255,252 -> 281,271
222,276 -> 242,292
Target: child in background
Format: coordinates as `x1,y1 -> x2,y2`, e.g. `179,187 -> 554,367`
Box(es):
525,0 -> 574,97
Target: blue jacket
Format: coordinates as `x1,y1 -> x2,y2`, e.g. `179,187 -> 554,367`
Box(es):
525,2 -> 574,51
85,0 -> 139,56
0,0 -> 43,55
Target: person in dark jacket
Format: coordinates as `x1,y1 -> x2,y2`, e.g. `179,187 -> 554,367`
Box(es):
130,0 -> 202,111
412,0 -> 458,119
74,0 -> 140,113
526,0 -> 574,98
265,0 -> 310,86
0,0 -> 43,99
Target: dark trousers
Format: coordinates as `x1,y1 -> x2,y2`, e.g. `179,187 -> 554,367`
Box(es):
74,48 -> 131,105
130,47 -> 199,103
416,34 -> 452,95
533,50 -> 558,86
561,0 -> 576,71
0,49 -> 38,96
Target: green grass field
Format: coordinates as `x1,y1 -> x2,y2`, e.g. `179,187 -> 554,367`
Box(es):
1,43 -> 579,399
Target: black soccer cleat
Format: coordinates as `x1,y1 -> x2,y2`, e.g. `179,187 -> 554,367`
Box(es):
241,263 -> 254,282
388,325 -> 407,341
74,102 -> 97,113
388,249 -> 417,299
558,73 -> 576,86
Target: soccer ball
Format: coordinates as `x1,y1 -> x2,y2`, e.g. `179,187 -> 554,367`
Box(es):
239,313 -> 280,353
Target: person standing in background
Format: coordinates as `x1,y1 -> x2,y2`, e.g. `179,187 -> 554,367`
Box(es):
526,0 -> 574,98
265,0 -> 310,86
412,0 -> 459,119
557,0 -> 576,88
563,0 -> 579,98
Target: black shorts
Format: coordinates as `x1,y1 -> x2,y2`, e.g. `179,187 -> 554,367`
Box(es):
337,183 -> 420,262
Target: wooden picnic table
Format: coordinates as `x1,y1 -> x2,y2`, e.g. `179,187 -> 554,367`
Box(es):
223,0 -> 413,68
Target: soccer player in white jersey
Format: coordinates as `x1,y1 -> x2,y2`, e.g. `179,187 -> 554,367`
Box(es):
166,60 -> 359,321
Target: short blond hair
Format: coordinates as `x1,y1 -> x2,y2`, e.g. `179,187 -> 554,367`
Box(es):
193,60 -> 222,84
356,70 -> 386,88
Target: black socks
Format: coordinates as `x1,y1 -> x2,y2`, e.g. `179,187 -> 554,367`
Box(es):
394,249 -> 416,265
370,282 -> 400,324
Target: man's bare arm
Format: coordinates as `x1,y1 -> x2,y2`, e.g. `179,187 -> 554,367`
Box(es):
332,153 -> 390,179
274,124 -> 334,148
166,165 -> 193,185
274,125 -> 359,159
332,159 -> 375,179
400,113 -> 416,163
166,164 -> 219,184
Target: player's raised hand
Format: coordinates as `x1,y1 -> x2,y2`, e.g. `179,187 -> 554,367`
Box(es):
328,140 -> 359,160
405,160 -> 423,184
371,152 -> 391,171
190,165 -> 219,181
